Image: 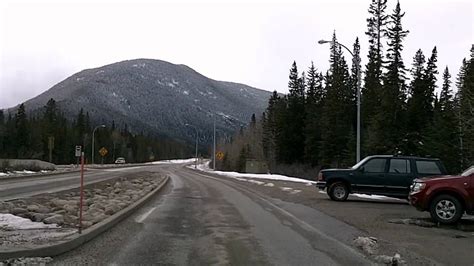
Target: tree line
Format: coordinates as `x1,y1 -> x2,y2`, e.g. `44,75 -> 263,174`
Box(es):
218,0 -> 473,175
0,99 -> 191,166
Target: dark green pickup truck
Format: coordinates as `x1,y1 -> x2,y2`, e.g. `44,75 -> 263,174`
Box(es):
315,155 -> 447,201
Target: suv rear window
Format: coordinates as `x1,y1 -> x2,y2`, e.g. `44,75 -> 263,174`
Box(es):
389,159 -> 411,173
416,160 -> 442,175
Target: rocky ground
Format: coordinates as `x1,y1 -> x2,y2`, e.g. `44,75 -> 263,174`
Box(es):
0,172 -> 165,250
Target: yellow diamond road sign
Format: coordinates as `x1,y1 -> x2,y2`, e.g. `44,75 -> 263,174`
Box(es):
99,147 -> 108,157
216,152 -> 224,161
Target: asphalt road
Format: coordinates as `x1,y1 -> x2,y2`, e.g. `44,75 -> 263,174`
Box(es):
0,166 -> 150,201
52,164 -> 372,265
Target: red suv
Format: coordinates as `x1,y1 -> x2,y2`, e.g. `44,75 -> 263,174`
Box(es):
409,166 -> 474,224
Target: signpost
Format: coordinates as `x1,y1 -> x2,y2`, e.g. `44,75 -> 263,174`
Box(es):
216,151 -> 224,161
75,146 -> 81,167
78,152 -> 85,234
99,147 -> 108,164
48,136 -> 55,163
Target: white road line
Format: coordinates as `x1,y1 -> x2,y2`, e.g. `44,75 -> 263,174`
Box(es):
135,207 -> 156,223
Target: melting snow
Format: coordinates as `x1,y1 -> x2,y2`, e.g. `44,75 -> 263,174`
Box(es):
150,158 -> 197,164
193,161 -> 316,185
0,214 -> 59,230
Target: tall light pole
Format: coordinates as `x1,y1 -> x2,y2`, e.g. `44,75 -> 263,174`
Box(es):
213,116 -> 216,170
318,39 -> 361,163
185,123 -> 198,168
92,124 -> 106,165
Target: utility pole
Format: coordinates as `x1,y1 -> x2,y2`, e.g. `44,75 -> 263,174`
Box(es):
213,116 -> 216,170
92,125 -> 106,165
185,124 -> 198,168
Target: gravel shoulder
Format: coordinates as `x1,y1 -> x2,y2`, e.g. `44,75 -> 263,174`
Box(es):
202,171 -> 474,265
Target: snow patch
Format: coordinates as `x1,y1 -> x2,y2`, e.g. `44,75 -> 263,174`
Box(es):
96,70 -> 105,74
150,158 -> 197,165
192,161 -> 316,185
0,214 -> 59,230
76,77 -> 84,81
352,193 -> 405,202
132,63 -> 146,68
280,187 -> 293,191
0,172 -> 7,176
183,90 -> 189,95
167,82 -> 175,88
264,183 -> 274,187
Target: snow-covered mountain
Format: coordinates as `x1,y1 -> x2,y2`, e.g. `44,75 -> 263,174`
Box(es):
14,59 -> 271,144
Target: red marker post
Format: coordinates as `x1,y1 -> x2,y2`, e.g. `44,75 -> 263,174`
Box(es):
78,152 -> 85,234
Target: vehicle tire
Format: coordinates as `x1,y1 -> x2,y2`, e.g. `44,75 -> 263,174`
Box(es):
429,194 -> 464,224
328,182 -> 349,201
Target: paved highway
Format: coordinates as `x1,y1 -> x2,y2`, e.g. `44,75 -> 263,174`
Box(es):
0,166 -> 151,201
51,164 -> 372,265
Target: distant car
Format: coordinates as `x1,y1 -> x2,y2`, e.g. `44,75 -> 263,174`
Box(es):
315,155 -> 448,201
409,166 -> 474,224
115,157 -> 126,164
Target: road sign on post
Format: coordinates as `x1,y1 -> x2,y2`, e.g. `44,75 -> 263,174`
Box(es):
99,147 -> 108,157
216,151 -> 224,161
78,152 -> 85,234
75,146 -> 82,157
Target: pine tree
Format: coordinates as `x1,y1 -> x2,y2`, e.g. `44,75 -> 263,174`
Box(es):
368,0 -> 409,154
284,62 -> 306,163
458,46 -> 474,167
320,32 -> 353,166
363,0 -> 389,154
0,110 -> 4,157
304,62 -> 324,165
15,103 -> 29,158
424,67 -> 459,172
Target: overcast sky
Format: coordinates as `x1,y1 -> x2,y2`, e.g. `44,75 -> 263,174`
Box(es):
0,0 -> 472,109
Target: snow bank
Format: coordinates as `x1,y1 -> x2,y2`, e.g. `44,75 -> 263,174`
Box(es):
150,158 -> 197,165
193,161 -> 316,185
0,213 -> 58,230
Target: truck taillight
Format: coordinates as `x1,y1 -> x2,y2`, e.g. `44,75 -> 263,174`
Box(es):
317,172 -> 324,181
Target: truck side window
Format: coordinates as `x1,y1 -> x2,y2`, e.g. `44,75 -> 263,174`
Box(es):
389,159 -> 411,173
363,159 -> 387,173
416,161 -> 442,175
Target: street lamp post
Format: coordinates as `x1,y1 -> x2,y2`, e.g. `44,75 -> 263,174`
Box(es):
213,116 -> 216,170
92,125 -> 106,165
185,124 -> 198,168
318,39 -> 361,163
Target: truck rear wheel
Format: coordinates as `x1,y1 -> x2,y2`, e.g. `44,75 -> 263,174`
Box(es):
328,182 -> 349,201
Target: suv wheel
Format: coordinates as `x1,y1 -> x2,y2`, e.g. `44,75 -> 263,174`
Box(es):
328,182 -> 349,201
429,194 -> 464,224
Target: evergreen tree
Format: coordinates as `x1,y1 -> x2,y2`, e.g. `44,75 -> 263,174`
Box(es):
284,62 -> 306,163
15,103 -> 29,158
304,62 -> 324,165
458,46 -> 474,167
368,0 -> 409,154
0,110 -> 4,157
320,32 -> 353,167
362,0 -> 389,155
424,67 -> 459,172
